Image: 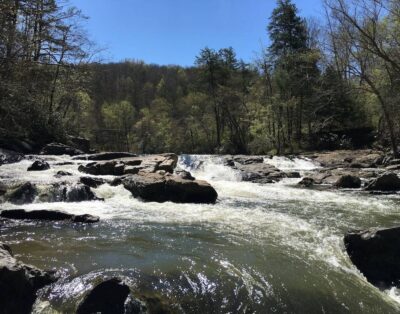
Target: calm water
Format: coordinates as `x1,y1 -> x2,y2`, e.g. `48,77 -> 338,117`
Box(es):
1,155 -> 400,313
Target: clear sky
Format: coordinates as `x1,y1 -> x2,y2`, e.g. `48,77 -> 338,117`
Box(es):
69,0 -> 324,66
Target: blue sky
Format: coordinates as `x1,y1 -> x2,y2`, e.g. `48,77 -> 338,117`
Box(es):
69,0 -> 324,66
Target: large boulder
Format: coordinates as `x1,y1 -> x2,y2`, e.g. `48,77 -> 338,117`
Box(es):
365,173 -> 400,191
76,278 -> 146,314
40,142 -> 83,156
0,148 -> 24,166
1,209 -> 99,223
335,175 -> 361,189
0,243 -> 57,314
5,182 -> 38,205
122,173 -> 218,204
27,160 -> 50,171
73,152 -> 137,161
344,226 -> 400,288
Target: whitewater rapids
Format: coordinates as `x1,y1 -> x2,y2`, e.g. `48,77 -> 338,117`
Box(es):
1,154 -> 400,313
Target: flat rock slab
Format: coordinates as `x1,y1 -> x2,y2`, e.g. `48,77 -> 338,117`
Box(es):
345,226 -> 400,288
0,209 -> 99,223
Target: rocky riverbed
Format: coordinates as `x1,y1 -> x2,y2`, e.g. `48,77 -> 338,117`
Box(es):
2,144 -> 400,313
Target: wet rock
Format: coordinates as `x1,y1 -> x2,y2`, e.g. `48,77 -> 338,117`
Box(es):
0,242 -> 57,314
335,175 -> 361,189
344,226 -> 400,288
27,160 -> 50,171
0,148 -> 24,166
55,170 -> 72,178
6,182 -> 38,205
80,176 -> 106,188
298,177 -> 314,187
122,173 -> 218,204
385,164 -> 400,171
73,152 -> 137,161
76,278 -> 146,314
365,173 -> 400,191
232,155 -> 265,165
0,209 -> 99,223
78,154 -> 179,176
236,163 -> 285,183
38,183 -> 100,203
0,182 -> 7,196
286,171 -> 301,178
55,161 -> 74,166
40,142 -> 84,156
175,169 -> 195,180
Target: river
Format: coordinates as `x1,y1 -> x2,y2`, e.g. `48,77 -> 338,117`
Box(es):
1,154 -> 400,313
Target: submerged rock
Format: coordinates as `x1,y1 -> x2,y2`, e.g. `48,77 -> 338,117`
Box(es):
27,160 -> 50,171
76,278 -> 146,314
344,226 -> 400,288
364,173 -> 400,191
0,209 -> 99,223
73,152 -> 137,161
40,142 -> 83,156
122,173 -> 218,204
335,175 -> 361,189
0,243 -> 57,314
5,182 -> 38,205
0,148 -> 24,166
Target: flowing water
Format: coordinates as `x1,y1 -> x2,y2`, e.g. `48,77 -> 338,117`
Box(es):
1,155 -> 400,313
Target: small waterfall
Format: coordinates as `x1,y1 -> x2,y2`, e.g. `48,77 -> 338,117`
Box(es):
264,156 -> 320,171
178,155 -> 241,182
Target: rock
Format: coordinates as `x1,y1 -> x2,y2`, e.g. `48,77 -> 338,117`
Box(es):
298,177 -> 314,187
236,163 -> 285,183
0,182 -> 7,196
365,173 -> 400,191
0,209 -> 99,223
175,169 -> 195,180
55,162 -> 74,166
344,226 -> 400,288
67,135 -> 90,153
38,183 -> 100,203
40,142 -> 83,156
122,173 -> 218,204
78,154 -> 179,176
27,160 -> 50,171
80,177 -> 106,188
387,159 -> 400,166
286,171 -> 301,178
232,155 -> 265,165
0,148 -> 24,166
73,152 -> 137,161
54,170 -> 72,178
335,175 -> 361,189
76,278 -> 146,314
6,182 -> 38,205
157,153 -> 178,173
0,243 -> 57,313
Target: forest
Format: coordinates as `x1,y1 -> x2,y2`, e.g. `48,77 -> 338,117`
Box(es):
1,0 -> 400,156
